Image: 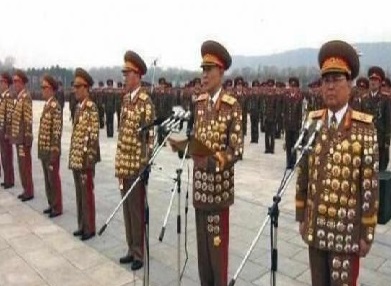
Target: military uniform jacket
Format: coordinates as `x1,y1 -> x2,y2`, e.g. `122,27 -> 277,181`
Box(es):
296,108 -> 379,254
10,89 -> 33,146
38,97 -> 62,161
361,91 -> 391,145
115,90 -> 155,178
264,90 -> 277,122
193,91 -> 243,210
247,89 -> 260,114
282,92 -> 302,131
0,89 -> 13,135
69,98 -> 100,170
103,88 -> 116,111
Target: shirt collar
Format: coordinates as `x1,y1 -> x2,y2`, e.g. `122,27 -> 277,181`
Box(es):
130,86 -> 141,101
1,89 -> 9,97
328,103 -> 348,127
210,87 -> 222,105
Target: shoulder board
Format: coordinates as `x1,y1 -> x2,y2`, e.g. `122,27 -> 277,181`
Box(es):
382,91 -> 391,97
351,110 -> 373,124
196,93 -> 208,101
221,94 -> 236,105
309,109 -> 326,119
138,92 -> 148,101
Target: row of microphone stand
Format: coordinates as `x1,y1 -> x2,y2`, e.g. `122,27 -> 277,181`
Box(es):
98,111 -> 323,286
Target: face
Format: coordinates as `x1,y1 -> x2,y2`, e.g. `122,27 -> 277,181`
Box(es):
41,80 -> 54,101
123,70 -> 140,93
12,76 -> 24,94
321,73 -> 351,112
236,82 -> 243,92
202,65 -> 223,94
369,77 -> 381,91
72,79 -> 89,102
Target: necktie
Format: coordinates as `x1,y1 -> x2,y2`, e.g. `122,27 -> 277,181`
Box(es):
209,97 -> 214,109
330,113 -> 337,130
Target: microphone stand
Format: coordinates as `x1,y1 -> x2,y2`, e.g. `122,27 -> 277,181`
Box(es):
228,125 -> 320,286
98,120 -> 180,286
158,119 -> 190,286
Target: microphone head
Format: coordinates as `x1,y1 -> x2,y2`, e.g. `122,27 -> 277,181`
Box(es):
315,120 -> 324,131
303,118 -> 313,129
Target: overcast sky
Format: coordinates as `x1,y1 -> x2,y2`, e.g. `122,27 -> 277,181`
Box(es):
1,0 -> 390,70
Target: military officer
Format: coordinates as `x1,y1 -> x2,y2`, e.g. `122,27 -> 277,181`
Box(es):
11,70 -> 34,201
115,81 -> 123,130
264,79 -> 277,153
249,80 -> 261,143
96,81 -> 105,129
115,50 -> 155,271
296,40 -> 379,286
283,77 -> 303,169
56,81 -> 65,112
234,77 -> 247,137
176,40 -> 243,286
0,72 -> 15,188
69,68 -> 100,241
38,74 -> 63,217
349,77 -> 368,111
104,79 -> 116,137
361,66 -> 391,171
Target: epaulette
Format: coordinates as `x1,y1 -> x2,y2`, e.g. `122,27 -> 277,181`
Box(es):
221,94 -> 236,105
309,109 -> 326,119
351,110 -> 373,124
196,93 -> 208,101
139,93 -> 148,101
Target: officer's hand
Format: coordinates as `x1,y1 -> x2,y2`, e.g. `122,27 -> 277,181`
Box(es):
193,155 -> 208,169
299,222 -> 305,236
359,239 -> 372,257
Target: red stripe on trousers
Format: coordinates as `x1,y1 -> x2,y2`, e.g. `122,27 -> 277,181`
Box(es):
0,136 -> 14,185
51,157 -> 63,213
351,255 -> 360,286
86,169 -> 96,234
18,145 -> 34,197
220,208 -> 229,286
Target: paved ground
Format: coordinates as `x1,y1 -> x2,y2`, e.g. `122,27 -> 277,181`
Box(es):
1,100 -> 391,286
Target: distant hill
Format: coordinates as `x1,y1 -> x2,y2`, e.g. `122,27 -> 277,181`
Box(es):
231,42 -> 391,76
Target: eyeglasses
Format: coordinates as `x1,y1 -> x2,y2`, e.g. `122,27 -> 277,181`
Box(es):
73,84 -> 86,89
40,85 -> 51,90
321,74 -> 347,85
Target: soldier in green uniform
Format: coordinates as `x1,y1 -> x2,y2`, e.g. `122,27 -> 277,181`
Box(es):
249,80 -> 261,143
264,79 -> 277,153
115,81 -> 123,131
283,77 -> 303,169
361,66 -> 391,171
234,77 -> 247,137
349,77 -> 368,111
97,81 -> 105,129
296,40 -> 379,286
69,68 -> 100,241
104,79 -> 116,137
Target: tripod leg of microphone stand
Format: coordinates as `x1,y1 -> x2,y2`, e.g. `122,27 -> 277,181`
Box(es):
228,215 -> 271,286
159,188 -> 176,242
98,176 -> 141,235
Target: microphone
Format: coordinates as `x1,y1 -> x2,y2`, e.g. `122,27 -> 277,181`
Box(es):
137,110 -> 180,132
293,118 -> 314,151
137,117 -> 165,132
303,120 -> 324,151
160,110 -> 181,128
165,111 -> 186,130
